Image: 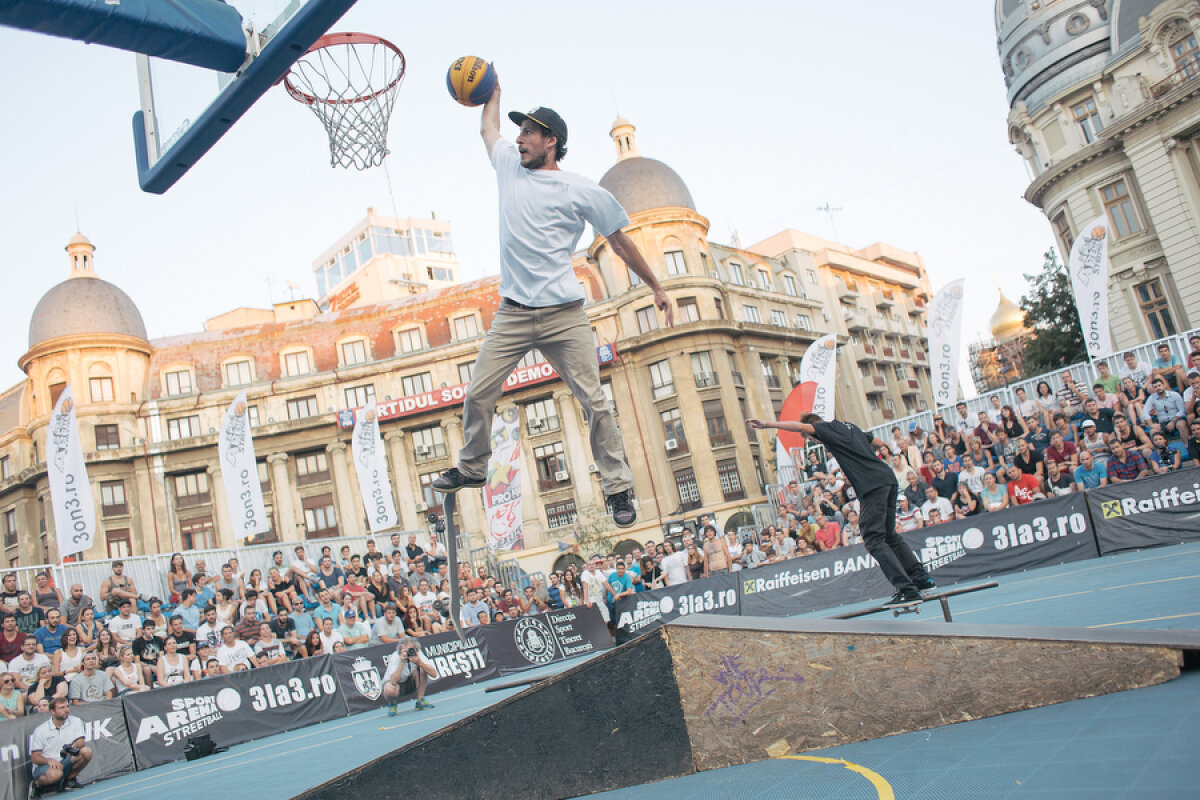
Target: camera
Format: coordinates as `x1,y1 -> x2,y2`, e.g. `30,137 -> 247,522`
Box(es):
405,646 -> 417,659
60,746 -> 81,759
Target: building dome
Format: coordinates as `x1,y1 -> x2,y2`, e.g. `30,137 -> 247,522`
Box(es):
28,235 -> 148,349
995,0 -> 1113,109
599,117 -> 695,215
989,291 -> 1026,340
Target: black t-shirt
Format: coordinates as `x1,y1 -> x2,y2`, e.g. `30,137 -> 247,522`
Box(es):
131,635 -> 165,665
809,420 -> 894,493
405,544 -> 425,563
1014,449 -> 1045,476
167,629 -> 196,655
931,471 -> 958,499
1187,437 -> 1200,463
902,481 -> 930,508
1084,408 -> 1115,435
269,618 -> 297,641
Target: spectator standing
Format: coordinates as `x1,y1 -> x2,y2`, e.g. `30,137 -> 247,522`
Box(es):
166,553 -> 193,604
99,562 -> 138,616
701,525 -> 732,575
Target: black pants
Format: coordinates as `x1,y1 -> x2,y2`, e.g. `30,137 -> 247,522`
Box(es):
857,483 -> 930,593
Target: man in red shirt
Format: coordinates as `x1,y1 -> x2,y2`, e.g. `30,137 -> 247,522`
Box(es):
1005,464 -> 1044,505
813,515 -> 842,551
0,614 -> 25,663
1043,431 -> 1078,468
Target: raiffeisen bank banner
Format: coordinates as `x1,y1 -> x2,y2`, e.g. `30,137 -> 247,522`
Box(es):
739,492 -> 1097,617
1088,466 -> 1200,554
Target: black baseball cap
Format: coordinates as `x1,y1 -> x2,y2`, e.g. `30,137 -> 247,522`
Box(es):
508,107 -> 567,144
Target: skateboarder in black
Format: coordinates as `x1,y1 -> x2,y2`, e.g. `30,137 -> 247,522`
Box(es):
749,413 -> 935,605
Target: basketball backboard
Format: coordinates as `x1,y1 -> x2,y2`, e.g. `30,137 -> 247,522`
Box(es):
134,0 -> 357,194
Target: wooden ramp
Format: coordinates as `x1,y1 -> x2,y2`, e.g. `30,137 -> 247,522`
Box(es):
295,616 -> 1200,800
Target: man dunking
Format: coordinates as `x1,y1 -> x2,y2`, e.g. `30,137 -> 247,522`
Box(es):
433,77 -> 674,528
749,413 -> 935,605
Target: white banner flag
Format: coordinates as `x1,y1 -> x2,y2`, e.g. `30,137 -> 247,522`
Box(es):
927,278 -> 966,407
799,332 -> 838,421
1066,215 -> 1112,359
351,402 -> 398,533
218,390 -> 269,539
483,407 -> 523,551
46,385 -> 95,558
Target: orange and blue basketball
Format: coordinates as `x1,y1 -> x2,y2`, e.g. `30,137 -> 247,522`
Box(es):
446,56 -> 496,107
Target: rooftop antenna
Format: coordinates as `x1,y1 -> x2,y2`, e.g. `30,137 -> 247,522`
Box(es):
816,201 -> 843,243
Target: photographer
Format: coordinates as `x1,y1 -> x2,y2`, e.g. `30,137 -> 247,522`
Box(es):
382,635 -> 438,716
30,696 -> 92,792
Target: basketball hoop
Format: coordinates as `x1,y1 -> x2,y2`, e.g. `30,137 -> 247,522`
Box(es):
283,33 -> 406,170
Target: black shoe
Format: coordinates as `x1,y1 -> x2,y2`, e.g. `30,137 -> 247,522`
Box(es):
606,490 -> 637,528
915,579 -> 937,593
431,468 -> 485,494
884,590 -> 922,607
61,778 -> 83,792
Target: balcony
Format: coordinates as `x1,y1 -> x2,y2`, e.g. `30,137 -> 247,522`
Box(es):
693,372 -> 718,389
837,281 -> 860,302
845,310 -> 868,331
882,347 -> 894,358
1151,61 -> 1200,99
903,379 -> 921,395
875,291 -> 895,309
731,370 -> 744,387
872,376 -> 886,387
908,296 -> 926,317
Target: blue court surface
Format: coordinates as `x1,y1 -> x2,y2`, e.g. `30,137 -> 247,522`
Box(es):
74,542 -> 1200,799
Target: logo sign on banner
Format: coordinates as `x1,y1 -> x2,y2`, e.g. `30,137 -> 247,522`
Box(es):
739,492 -> 1096,617
1066,216 -> 1112,358
218,390 -> 270,539
797,333 -> 838,421
614,572 -> 740,644
122,656 -> 345,769
927,278 -> 966,407
46,384 -> 95,558
484,406 -> 523,551
351,401 -> 398,533
489,607 -> 613,669
0,699 -> 133,800
1088,466 -> 1200,554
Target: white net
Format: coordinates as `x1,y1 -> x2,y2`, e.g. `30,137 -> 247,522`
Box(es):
284,34 -> 406,170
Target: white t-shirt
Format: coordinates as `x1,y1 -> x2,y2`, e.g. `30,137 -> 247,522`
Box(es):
372,616 -> 406,644
381,648 -> 436,685
107,613 -> 142,643
318,629 -> 344,653
195,622 -> 227,651
10,653 -> 50,686
412,591 -> 438,617
291,558 -> 316,580
1119,359 -> 1152,387
29,714 -> 86,757
921,497 -> 954,521
216,640 -> 255,671
959,466 -> 986,494
660,552 -> 689,585
492,138 -> 630,306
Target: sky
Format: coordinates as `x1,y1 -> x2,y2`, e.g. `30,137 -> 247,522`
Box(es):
0,1 -> 1051,391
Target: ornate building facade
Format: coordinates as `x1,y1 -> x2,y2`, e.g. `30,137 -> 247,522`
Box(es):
999,0 -> 1199,345
1,121 -> 934,574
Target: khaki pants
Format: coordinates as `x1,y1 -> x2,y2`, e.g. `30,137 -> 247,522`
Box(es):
458,300 -> 633,496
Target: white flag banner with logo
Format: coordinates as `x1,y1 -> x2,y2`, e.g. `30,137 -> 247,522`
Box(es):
799,332 -> 838,421
352,401 -> 398,533
483,407 -> 523,551
46,384 -> 95,558
1066,215 -> 1112,359
218,390 -> 269,539
926,278 -> 966,407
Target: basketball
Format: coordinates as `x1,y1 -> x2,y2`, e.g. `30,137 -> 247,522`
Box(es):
446,56 -> 496,107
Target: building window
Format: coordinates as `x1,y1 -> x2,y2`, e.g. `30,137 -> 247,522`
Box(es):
795,313 -> 813,331
742,305 -> 761,323
664,250 -> 687,276
1071,97 -> 1103,144
691,351 -> 717,387
752,455 -> 765,493
164,370 -> 192,397
728,263 -> 745,286
295,451 -> 330,485
166,415 -> 200,440
257,460 -> 270,493
180,517 -> 215,551
1100,178 -> 1143,239
807,269 -> 817,285
674,468 -> 701,512
344,384 -> 375,409
246,405 -> 260,427
649,360 -> 675,400
757,268 -> 772,291
174,472 -> 210,507
517,350 -> 546,370
401,372 -> 433,396
524,398 -> 560,434
224,360 -> 253,387
88,377 -> 114,403
303,494 -> 339,538
600,381 -> 617,416
677,297 -> 701,323
452,315 -> 480,341
412,426 -> 447,462
105,528 -> 132,559
2,510 -> 15,547
1171,32 -> 1200,76
282,350 -> 313,377
340,339 -> 369,366
0,457 -> 9,479
1051,209 -> 1074,255
395,328 -> 423,354
534,442 -> 569,489
48,382 -> 66,409
783,274 -> 799,297
704,399 -> 733,447
1135,278 -> 1177,339
626,267 -> 642,287
717,459 -> 745,501
457,362 -> 474,384
760,356 -> 781,389
99,480 -> 127,517
635,306 -> 659,334
286,396 -> 319,420
661,408 -> 688,454
769,309 -> 788,327
418,472 -> 443,515
545,499 -> 578,528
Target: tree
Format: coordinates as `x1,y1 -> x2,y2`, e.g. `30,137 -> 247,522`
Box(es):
1020,248 -> 1087,374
